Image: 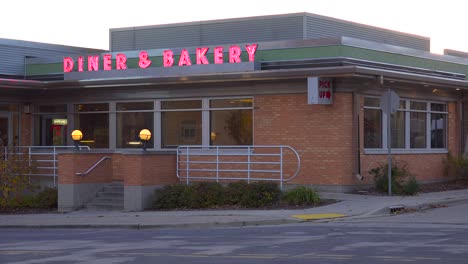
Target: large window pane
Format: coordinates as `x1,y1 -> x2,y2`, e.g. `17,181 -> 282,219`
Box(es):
431,113 -> 446,148
391,111 -> 405,148
161,111 -> 202,148
75,113 -> 109,148
410,112 -> 426,148
117,112 -> 153,148
210,110 -> 252,145
364,108 -> 382,148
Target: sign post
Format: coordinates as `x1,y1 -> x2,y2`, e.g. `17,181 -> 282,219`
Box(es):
380,88 -> 400,196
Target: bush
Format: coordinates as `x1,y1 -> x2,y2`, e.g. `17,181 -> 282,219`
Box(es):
0,153 -> 36,208
153,181 -> 282,209
34,188 -> 58,209
283,186 -> 320,206
153,184 -> 189,209
240,182 -> 281,208
369,160 -> 419,195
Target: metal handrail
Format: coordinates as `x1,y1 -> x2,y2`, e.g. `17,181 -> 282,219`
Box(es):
76,156 -> 111,176
176,145 -> 301,189
2,145 -> 91,186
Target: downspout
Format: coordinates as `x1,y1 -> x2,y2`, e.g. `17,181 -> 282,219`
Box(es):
354,91 -> 363,181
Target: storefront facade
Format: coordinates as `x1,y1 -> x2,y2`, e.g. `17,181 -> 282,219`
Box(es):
2,13 -> 468,211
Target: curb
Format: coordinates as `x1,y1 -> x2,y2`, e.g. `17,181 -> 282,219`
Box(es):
0,218 -> 301,230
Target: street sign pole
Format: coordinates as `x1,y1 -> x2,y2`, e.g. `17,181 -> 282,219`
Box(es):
387,87 -> 392,196
380,87 -> 399,196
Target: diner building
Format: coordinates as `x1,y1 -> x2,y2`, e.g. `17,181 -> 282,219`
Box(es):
2,13 -> 468,211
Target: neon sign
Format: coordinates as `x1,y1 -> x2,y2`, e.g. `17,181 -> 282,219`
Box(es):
63,44 -> 258,73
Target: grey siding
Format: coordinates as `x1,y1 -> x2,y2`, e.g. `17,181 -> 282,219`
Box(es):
110,15 -> 304,51
110,12 -> 430,52
305,15 -> 429,51
0,39 -> 104,77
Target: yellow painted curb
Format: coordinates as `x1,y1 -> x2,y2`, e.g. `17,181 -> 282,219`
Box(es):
291,213 -> 346,220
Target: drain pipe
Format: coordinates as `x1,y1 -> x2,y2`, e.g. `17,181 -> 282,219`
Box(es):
354,92 -> 363,181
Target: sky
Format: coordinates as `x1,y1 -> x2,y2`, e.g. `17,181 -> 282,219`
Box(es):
1,0 -> 467,54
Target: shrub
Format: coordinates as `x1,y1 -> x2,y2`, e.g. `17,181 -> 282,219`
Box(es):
402,177 -> 420,195
34,188 -> 58,209
0,153 -> 36,208
239,182 -> 281,208
283,186 -> 320,206
224,181 -> 250,206
369,160 -> 419,195
153,181 -> 282,209
153,184 -> 189,209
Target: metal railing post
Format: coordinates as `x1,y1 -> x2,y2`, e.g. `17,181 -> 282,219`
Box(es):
280,146 -> 284,190
216,146 -> 219,183
247,146 -> 251,184
53,147 -> 57,187
186,146 -> 190,185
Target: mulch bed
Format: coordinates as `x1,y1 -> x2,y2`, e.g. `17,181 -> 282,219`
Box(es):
352,179 -> 468,196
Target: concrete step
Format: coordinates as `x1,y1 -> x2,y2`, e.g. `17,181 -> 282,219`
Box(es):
86,202 -> 124,211
96,192 -> 124,198
84,182 -> 125,211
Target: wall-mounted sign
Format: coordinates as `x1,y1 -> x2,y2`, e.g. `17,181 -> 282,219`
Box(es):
52,119 -> 68,125
63,44 -> 258,73
307,77 -> 333,105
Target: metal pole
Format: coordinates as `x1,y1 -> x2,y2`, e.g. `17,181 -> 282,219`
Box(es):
387,87 -> 392,196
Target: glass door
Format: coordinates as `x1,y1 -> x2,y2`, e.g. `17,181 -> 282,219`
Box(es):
41,116 -> 68,146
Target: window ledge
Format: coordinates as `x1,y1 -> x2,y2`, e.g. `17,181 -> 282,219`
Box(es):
364,148 -> 448,155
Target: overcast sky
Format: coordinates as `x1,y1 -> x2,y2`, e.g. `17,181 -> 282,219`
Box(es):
1,0 -> 467,54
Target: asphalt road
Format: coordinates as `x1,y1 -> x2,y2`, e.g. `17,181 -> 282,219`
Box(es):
1,218 -> 468,264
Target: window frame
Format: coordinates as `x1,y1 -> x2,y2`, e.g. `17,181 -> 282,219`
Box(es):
364,96 -> 448,154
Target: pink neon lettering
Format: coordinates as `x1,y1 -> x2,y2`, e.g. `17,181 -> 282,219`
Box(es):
78,56 -> 84,72
214,47 -> 223,64
229,46 -> 241,63
138,51 -> 152,68
178,49 -> 192,66
163,50 -> 174,67
245,44 -> 258,62
63,57 -> 74,73
196,47 -> 209,64
88,56 -> 99,71
116,54 -> 127,70
103,54 -> 112,71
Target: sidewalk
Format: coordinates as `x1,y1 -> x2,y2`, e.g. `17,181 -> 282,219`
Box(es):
1,189 -> 468,229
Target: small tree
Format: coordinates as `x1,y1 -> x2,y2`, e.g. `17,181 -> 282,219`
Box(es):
0,151 -> 36,208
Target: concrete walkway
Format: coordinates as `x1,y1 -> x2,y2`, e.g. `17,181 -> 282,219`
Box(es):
1,189 -> 467,229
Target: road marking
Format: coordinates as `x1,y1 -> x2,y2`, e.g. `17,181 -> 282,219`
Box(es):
0,250 -> 62,255
291,213 -> 346,220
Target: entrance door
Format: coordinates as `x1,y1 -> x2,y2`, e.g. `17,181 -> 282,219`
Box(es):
0,114 -> 10,146
41,116 -> 68,146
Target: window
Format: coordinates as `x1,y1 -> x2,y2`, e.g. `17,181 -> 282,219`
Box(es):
210,98 -> 253,145
116,102 -> 153,148
161,100 -> 202,148
364,97 -> 447,151
74,103 -> 109,148
364,98 -> 382,148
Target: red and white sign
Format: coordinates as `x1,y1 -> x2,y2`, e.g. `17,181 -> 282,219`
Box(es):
63,44 -> 258,73
307,77 -> 333,105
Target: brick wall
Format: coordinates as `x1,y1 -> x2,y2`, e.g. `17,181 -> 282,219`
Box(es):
254,93 -> 355,185
59,152 -> 178,186
117,153 -> 178,186
20,113 -> 31,146
58,153 -> 113,184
